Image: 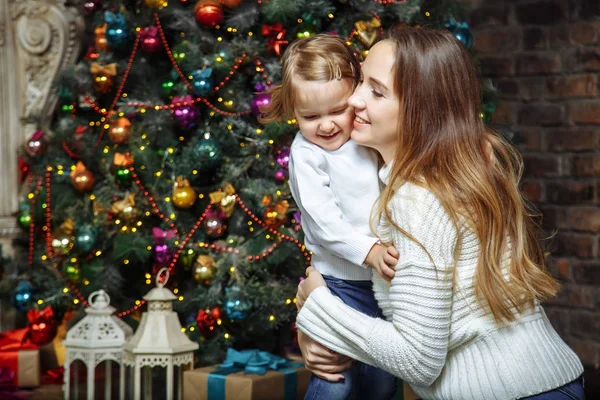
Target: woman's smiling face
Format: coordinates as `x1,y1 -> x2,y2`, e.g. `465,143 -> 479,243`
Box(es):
349,40 -> 400,164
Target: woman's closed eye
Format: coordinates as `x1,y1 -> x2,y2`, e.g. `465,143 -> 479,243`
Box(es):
371,89 -> 384,98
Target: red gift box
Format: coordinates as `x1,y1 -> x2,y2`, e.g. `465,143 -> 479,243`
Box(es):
0,309 -> 55,388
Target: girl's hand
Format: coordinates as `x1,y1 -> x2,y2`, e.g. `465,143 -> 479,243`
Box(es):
298,330 -> 353,382
296,266 -> 326,310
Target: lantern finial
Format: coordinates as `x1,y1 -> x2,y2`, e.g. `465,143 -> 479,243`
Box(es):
156,266 -> 170,288
89,289 -> 110,309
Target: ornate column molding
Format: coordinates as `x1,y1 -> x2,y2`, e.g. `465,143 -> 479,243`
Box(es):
0,0 -> 84,237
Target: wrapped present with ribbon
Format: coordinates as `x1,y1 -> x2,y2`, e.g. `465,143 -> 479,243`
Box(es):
0,311 -> 43,388
183,348 -> 310,400
209,183 -> 236,218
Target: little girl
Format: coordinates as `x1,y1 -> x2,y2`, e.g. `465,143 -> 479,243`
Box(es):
261,34 -> 398,399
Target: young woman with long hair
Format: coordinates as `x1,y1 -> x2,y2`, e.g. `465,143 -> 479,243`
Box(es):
295,27 -> 584,400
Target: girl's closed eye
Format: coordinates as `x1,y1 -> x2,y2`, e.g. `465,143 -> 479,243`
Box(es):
332,107 -> 348,115
301,115 -> 318,120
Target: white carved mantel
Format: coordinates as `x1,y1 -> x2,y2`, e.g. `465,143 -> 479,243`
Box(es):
0,0 -> 84,251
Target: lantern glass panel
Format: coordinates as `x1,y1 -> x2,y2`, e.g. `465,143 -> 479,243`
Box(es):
68,359 -> 87,400
94,360 -> 121,399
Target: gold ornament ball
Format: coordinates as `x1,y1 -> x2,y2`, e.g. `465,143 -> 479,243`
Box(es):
121,204 -> 137,220
193,255 -> 217,284
172,186 -> 197,208
51,230 -> 74,256
95,35 -> 108,52
145,0 -> 164,8
93,74 -> 113,93
94,24 -> 109,51
263,206 -> 284,229
108,117 -> 132,144
71,169 -> 96,192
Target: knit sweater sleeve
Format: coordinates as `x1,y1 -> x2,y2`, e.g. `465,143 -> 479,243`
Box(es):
296,185 -> 456,386
288,146 -> 378,267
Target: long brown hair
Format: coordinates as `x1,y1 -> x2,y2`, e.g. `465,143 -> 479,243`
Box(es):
375,27 -> 558,323
259,34 -> 360,123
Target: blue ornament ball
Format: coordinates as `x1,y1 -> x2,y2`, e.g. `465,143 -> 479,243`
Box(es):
445,19 -> 473,50
75,224 -> 98,253
12,281 -> 33,313
104,12 -> 130,49
224,285 -> 249,321
191,68 -> 213,96
193,137 -> 222,170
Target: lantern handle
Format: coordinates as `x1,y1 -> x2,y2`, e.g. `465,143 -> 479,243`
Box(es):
89,289 -> 110,309
156,267 -> 170,288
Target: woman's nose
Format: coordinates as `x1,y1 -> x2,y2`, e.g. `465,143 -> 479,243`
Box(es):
348,92 -> 365,110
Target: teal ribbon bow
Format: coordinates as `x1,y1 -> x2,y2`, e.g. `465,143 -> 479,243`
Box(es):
208,349 -> 303,400
104,11 -> 124,25
218,348 -> 302,375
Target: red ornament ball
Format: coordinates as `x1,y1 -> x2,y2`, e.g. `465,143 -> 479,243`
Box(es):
26,130 -> 47,158
219,0 -> 241,7
140,27 -> 162,53
194,0 -> 223,27
196,306 -> 221,336
30,315 -> 58,346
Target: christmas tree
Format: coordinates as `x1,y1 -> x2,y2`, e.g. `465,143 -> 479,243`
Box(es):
10,0 -> 495,365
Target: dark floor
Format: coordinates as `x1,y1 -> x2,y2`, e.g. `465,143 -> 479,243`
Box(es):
26,367 -> 600,400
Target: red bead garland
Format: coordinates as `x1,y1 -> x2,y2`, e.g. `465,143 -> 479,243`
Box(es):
43,168 -> 90,308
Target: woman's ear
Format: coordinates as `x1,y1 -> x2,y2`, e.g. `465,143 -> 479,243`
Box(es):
483,139 -> 494,163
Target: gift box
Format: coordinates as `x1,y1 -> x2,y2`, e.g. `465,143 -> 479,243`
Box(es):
184,349 -> 310,400
39,310 -> 74,370
0,337 -> 40,388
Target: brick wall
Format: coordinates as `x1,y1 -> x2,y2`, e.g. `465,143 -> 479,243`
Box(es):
464,0 -> 600,369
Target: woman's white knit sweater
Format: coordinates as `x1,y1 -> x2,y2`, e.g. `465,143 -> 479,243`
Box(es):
296,166 -> 583,400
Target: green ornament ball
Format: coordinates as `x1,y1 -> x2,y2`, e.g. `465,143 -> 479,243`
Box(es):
115,166 -> 133,187
63,263 -> 80,281
161,80 -> 175,98
179,248 -> 197,270
17,201 -> 32,231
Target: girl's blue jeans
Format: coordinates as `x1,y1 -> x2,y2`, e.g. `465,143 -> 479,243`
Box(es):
303,275 -> 397,400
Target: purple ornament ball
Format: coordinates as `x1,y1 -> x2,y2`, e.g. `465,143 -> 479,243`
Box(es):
275,146 -> 290,169
153,242 -> 171,265
171,96 -> 198,130
274,169 -> 287,183
83,0 -> 102,15
251,93 -> 271,116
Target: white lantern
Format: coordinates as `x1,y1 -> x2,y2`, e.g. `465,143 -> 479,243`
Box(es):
122,268 -> 199,400
64,289 -> 134,400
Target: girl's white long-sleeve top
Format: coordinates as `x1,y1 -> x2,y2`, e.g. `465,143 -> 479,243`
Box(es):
288,133 -> 381,281
296,164 -> 583,400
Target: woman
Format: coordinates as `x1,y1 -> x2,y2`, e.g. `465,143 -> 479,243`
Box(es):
295,27 -> 584,400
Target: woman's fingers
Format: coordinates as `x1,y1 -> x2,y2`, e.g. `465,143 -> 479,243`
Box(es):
387,246 -> 400,258
310,370 -> 346,382
305,266 -> 317,277
295,287 -> 305,310
383,253 -> 398,267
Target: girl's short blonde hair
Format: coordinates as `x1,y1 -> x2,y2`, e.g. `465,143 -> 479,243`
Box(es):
260,34 -> 360,123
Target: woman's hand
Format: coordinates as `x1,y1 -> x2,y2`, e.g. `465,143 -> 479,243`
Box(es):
296,266 -> 326,310
298,330 -> 353,382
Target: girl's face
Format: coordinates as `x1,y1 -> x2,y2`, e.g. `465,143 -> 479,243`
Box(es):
349,40 -> 400,164
294,78 -> 354,151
